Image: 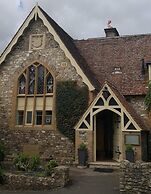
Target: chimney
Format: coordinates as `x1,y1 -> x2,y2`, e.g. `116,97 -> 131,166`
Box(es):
104,20 -> 119,37
104,28 -> 119,37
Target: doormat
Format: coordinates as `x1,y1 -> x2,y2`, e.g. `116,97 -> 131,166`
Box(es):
93,167 -> 113,173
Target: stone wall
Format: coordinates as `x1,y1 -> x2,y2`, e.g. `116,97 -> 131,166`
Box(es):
4,166 -> 69,190
130,96 -> 148,121
129,96 -> 151,161
1,129 -> 74,165
120,160 -> 151,193
0,18 -> 83,164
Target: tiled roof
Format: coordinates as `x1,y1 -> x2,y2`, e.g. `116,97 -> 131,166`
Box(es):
74,35 -> 151,95
39,6 -> 100,90
107,81 -> 149,131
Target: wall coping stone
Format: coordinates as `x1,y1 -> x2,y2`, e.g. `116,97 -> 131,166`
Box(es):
4,166 -> 69,190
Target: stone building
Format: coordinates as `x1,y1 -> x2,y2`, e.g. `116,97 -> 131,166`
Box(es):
0,5 -> 150,164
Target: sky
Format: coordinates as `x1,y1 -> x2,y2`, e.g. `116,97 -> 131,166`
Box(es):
1,0 -> 151,53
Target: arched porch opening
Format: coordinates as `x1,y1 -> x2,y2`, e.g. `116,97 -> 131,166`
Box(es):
95,110 -> 121,161
75,84 -> 143,163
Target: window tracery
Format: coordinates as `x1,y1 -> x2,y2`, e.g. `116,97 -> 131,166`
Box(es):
16,63 -> 54,126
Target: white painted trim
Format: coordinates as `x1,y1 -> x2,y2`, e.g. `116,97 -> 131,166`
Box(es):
75,83 -> 143,132
92,107 -> 121,116
94,115 -> 96,162
0,8 -> 36,64
0,6 -> 95,91
149,65 -> 151,80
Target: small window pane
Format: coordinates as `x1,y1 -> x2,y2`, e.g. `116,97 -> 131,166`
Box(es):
18,75 -> 26,94
36,111 -> 42,125
28,65 -> 35,94
37,65 -> 44,94
16,111 -> 24,125
26,111 -> 32,124
46,74 -> 53,93
45,111 -> 52,125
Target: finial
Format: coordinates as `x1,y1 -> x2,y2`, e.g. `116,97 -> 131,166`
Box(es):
107,20 -> 113,28
36,2 -> 39,7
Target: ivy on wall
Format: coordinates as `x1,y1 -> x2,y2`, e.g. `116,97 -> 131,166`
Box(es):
56,81 -> 88,141
145,83 -> 151,111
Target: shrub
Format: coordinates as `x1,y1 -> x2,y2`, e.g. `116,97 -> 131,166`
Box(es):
14,153 -> 30,171
29,155 -> 40,171
0,144 -> 5,164
56,81 -> 88,141
45,160 -> 58,176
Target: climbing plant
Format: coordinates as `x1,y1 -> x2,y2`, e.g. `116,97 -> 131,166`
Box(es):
56,81 -> 88,141
144,82 -> 151,111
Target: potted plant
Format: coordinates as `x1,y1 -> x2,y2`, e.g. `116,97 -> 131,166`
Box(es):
125,144 -> 134,162
78,143 -> 88,166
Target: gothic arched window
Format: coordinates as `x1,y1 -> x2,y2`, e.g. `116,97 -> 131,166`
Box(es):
16,62 -> 54,126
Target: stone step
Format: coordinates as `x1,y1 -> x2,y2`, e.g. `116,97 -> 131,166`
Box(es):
89,161 -> 120,170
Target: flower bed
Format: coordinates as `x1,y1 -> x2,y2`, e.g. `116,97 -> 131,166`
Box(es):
4,166 -> 69,190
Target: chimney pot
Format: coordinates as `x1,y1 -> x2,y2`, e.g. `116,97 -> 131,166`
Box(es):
104,28 -> 119,37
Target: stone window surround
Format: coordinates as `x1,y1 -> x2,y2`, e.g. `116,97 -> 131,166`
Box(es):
14,61 -> 56,129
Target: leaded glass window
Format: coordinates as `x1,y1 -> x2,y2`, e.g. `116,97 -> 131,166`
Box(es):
18,74 -> 26,94
46,74 -> 53,93
35,111 -> 43,125
45,111 -> 52,125
26,111 -> 32,124
16,62 -> 54,126
16,111 -> 24,125
37,65 -> 44,94
28,65 -> 35,94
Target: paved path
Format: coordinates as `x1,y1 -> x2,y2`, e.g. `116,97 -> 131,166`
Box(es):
1,167 -> 120,194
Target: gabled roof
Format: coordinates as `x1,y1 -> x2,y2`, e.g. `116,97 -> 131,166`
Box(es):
107,81 -> 149,131
0,5 -> 100,91
75,81 -> 149,131
75,35 -> 150,95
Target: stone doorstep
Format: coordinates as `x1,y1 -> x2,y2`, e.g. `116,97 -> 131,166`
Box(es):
89,161 -> 120,170
73,161 -> 120,170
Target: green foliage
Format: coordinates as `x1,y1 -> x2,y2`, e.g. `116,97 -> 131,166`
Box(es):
14,154 -> 41,172
14,153 -> 30,171
79,143 -> 87,150
125,144 -> 133,152
0,166 -> 5,184
35,172 -> 46,177
56,81 -> 88,141
45,160 -> 58,176
144,83 -> 151,111
29,155 -> 40,171
0,143 -> 5,164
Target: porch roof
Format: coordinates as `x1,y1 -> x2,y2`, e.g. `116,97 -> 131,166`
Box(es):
108,82 -> 150,131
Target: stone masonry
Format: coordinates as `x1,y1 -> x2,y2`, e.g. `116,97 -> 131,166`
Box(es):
120,160 -> 151,194
4,166 -> 69,190
0,17 -> 84,164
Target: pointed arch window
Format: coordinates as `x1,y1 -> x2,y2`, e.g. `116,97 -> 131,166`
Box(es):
18,74 -> 26,94
16,62 -> 54,126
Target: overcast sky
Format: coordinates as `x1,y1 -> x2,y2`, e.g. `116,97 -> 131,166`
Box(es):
1,0 -> 151,53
